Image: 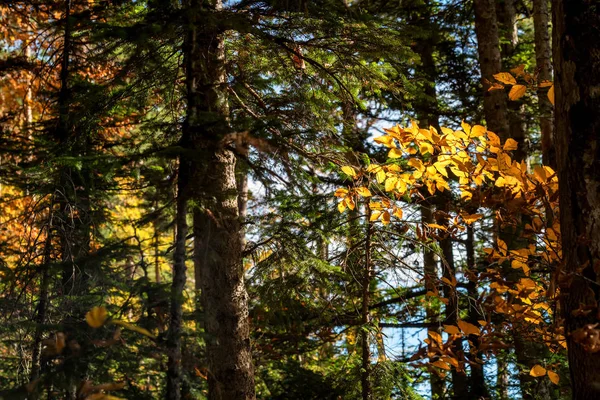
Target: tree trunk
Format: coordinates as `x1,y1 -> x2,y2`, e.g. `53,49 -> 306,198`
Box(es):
187,1 -> 255,399
473,0 -> 510,138
437,197 -> 469,399
553,0 -> 600,398
465,226 -> 489,399
165,158 -> 189,399
532,0 -> 554,168
360,204 -> 373,400
421,205 -> 445,399
497,0 -> 527,161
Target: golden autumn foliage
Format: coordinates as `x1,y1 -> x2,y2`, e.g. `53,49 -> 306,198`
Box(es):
335,119 -> 564,382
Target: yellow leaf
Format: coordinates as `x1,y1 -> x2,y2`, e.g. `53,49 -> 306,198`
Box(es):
370,210 -> 382,222
548,85 -> 554,106
434,162 -> 448,178
393,207 -> 403,219
503,138 -> 519,151
494,72 -> 517,85
457,320 -> 480,336
539,80 -> 553,88
432,360 -> 451,370
341,166 -> 357,178
112,320 -> 157,339
462,213 -> 483,224
444,325 -> 461,335
86,306 -> 108,329
508,84 -> 527,100
337,201 -> 346,213
487,131 -> 501,147
419,142 -> 434,155
461,120 -> 471,136
388,148 -> 403,158
408,158 -> 425,172
547,370 -> 560,385
376,170 -> 386,183
355,187 -> 372,197
334,188 -> 348,197
385,177 -> 398,192
530,364 -> 547,377
470,125 -> 486,138
373,135 -> 395,147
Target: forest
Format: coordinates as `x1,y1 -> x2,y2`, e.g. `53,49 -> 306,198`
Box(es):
0,0 -> 598,399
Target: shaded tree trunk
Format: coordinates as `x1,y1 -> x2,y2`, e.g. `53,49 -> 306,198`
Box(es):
361,204 -> 373,400
532,0 -> 554,168
465,226 -> 489,399
473,0 -> 510,138
188,1 -> 255,399
497,0 -> 527,161
421,205 -> 445,399
553,0 -> 600,398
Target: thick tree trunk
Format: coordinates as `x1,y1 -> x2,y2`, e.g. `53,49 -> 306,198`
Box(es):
553,0 -> 600,398
533,0 -> 554,168
473,0 -> 510,138
187,1 -> 255,399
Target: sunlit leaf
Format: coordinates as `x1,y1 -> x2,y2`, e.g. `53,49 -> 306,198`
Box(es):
341,166 -> 357,178
548,85 -> 555,105
508,84 -> 527,100
494,72 -> 517,85
444,325 -> 461,335
457,320 -> 480,336
530,364 -> 547,377
503,138 -> 519,151
355,187 -> 372,197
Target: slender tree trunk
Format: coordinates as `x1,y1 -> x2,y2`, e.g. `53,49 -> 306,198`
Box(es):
30,208 -> 53,384
553,1 -> 600,398
166,158 -> 189,399
361,204 -> 373,400
187,1 -> 255,399
473,0 -> 510,138
532,0 -> 554,168
437,197 -> 468,399
497,0 -> 527,161
465,226 -> 489,399
421,205 -> 445,399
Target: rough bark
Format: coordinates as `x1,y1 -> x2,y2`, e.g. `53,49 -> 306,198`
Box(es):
473,0 -> 510,138
553,0 -> 600,398
533,0 -> 554,168
497,0 -> 527,161
187,1 -> 255,399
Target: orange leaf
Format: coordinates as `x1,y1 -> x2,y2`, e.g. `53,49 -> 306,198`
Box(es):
548,370 -> 560,385
494,72 -> 517,85
508,84 -> 527,100
530,364 -> 547,377
457,320 -> 480,336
